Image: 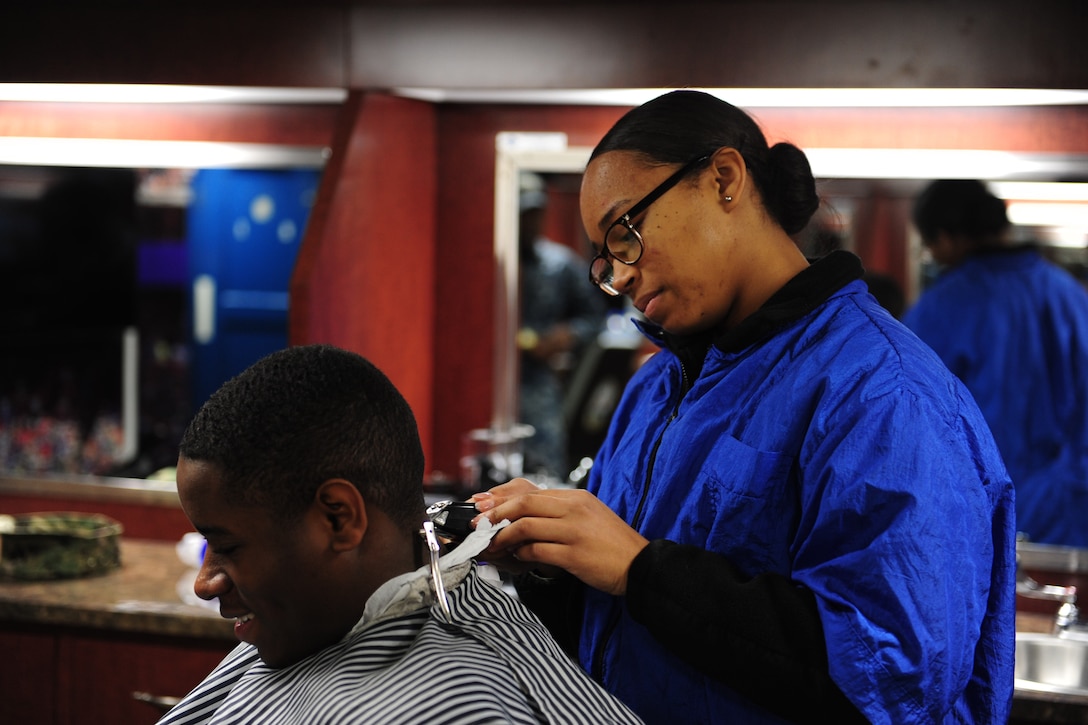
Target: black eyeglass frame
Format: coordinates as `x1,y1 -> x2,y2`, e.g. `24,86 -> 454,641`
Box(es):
588,153 -> 712,295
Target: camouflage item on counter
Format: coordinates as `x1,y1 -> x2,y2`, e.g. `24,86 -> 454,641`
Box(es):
0,511 -> 123,580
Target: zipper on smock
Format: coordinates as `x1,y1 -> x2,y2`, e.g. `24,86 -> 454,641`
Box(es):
591,356 -> 692,683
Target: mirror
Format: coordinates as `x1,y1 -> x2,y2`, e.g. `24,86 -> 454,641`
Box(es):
0,162 -> 324,479
487,141 -> 598,482
493,141 -> 1088,478
492,139 -> 593,434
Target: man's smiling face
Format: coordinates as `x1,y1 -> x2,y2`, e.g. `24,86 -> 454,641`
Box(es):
176,456 -> 350,668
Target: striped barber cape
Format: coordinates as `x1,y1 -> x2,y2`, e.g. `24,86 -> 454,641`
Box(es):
158,523 -> 642,724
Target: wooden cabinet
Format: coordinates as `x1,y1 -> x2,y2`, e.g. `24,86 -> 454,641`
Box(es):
1,623 -> 233,725
0,539 -> 236,724
2,626 -> 60,723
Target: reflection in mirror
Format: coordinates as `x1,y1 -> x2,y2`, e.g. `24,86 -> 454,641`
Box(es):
492,143 -> 646,485
0,164 -> 322,478
1,166 -> 148,475
805,177 -> 1088,305
517,170 -> 616,479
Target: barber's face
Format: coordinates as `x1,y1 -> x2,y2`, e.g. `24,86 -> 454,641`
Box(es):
177,456 -> 346,668
580,150 -> 738,335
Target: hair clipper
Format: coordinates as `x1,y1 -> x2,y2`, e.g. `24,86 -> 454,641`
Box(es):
425,499 -> 477,542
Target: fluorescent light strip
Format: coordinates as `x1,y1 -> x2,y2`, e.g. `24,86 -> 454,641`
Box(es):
0,137 -> 329,168
4,138 -> 1086,188
395,87 -> 1088,108
991,182 -> 1088,202
3,83 -> 1084,109
0,84 -> 347,104
1032,228 -> 1088,248
805,149 -> 1088,181
1007,202 -> 1088,229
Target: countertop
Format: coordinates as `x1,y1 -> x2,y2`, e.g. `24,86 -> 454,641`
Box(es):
0,537 -> 234,641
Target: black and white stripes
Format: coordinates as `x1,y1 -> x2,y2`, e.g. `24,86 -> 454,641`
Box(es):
158,565 -> 642,724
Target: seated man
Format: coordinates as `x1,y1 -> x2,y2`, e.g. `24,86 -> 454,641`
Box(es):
158,344 -> 640,725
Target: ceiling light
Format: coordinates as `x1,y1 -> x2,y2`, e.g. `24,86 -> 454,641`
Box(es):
0,83 -> 346,104
1006,202 -> 1088,229
395,87 -> 1088,108
805,149 -> 1088,181
990,182 -> 1088,202
4,83 -> 1083,109
0,137 -> 329,168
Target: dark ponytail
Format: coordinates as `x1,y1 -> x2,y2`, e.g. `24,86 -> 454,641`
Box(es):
755,142 -> 820,235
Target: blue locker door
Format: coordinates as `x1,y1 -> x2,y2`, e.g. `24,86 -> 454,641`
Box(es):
187,168 -> 319,409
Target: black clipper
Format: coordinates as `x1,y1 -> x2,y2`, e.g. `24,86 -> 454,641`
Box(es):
425,499 -> 478,542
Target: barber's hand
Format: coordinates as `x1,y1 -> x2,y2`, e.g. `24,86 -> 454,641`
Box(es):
469,479 -> 548,575
471,478 -> 649,596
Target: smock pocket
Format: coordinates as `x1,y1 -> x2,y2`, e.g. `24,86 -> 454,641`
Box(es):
656,433 -> 797,574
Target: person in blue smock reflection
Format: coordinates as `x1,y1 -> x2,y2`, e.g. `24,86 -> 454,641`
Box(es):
470,91 -> 1016,724
904,179 -> 1088,549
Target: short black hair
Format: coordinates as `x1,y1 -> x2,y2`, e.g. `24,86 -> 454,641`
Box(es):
912,179 -> 1009,244
179,344 -> 425,531
590,89 -> 820,236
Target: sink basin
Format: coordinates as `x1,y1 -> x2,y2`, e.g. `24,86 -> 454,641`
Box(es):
1016,633 -> 1088,703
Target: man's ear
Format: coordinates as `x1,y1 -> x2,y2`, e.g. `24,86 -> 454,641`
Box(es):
314,478 -> 367,552
709,146 -> 746,206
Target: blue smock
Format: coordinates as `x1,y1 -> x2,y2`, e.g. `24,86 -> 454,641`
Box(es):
583,253 -> 1015,723
904,247 -> 1088,547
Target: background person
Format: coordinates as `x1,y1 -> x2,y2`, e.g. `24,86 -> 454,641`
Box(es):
472,91 -> 1015,724
159,344 -> 642,725
903,179 -> 1088,548
517,172 -> 609,479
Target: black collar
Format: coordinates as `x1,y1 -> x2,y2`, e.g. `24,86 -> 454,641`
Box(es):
714,250 -> 864,354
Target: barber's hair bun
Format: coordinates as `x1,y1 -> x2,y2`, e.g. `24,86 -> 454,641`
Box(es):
763,142 -> 820,236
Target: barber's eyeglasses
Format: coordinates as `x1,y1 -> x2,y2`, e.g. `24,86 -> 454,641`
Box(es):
588,153 -> 711,296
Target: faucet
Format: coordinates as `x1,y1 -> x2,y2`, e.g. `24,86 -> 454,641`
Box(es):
1016,553 -> 1084,637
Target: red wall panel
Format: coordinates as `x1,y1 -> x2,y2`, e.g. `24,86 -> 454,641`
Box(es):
0,102 -> 338,146
291,93 -> 438,467
752,106 -> 1088,153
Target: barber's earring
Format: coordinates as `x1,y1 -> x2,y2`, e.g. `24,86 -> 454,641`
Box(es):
724,195 -> 733,202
